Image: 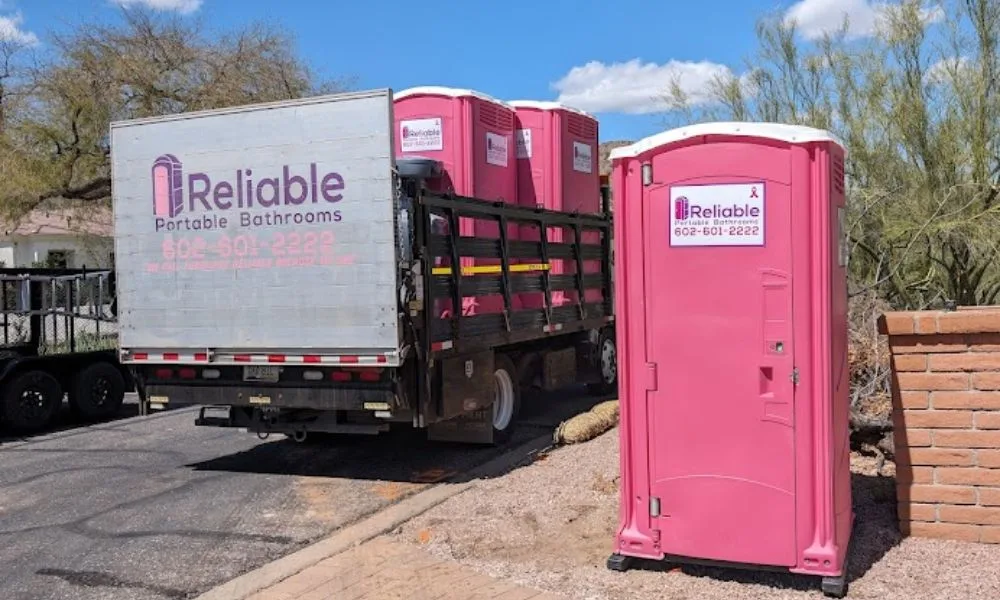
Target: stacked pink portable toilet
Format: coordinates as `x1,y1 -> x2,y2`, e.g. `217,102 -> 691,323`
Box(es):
508,101 -> 602,311
393,87 -> 517,317
607,122 -> 852,599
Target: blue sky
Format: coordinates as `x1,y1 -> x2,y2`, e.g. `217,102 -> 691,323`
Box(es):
0,0 -> 945,142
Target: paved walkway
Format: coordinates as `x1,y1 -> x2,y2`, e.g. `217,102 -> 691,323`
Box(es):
247,536 -> 563,600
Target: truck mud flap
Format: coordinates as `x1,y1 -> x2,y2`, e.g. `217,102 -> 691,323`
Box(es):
438,350 -> 494,421
427,407 -> 494,444
543,347 -> 576,391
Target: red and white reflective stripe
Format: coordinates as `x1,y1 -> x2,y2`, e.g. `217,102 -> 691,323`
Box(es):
124,351 -> 394,366
218,354 -> 389,365
126,352 -> 209,363
543,323 -> 564,333
431,340 -> 454,352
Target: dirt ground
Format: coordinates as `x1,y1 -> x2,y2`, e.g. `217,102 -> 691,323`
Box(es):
391,427 -> 1000,600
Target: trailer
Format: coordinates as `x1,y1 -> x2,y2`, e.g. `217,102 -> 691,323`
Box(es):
0,268 -> 131,432
110,89 -> 616,445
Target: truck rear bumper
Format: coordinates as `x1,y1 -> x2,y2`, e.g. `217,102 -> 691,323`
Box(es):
194,405 -> 395,436
143,383 -> 396,411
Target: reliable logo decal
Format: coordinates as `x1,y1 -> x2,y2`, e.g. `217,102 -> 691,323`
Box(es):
572,141 -> 593,173
674,196 -> 690,221
673,194 -> 759,220
152,154 -> 184,218
150,154 -> 345,232
399,118 -> 443,152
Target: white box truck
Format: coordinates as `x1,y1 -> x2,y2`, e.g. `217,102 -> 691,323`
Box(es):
110,89 -> 616,444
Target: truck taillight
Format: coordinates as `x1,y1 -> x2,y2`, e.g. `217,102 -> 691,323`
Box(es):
155,368 -> 173,379
358,369 -> 382,382
330,371 -> 352,382
179,368 -> 197,379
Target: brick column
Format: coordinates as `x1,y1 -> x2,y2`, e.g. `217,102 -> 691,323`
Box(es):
880,309 -> 1000,544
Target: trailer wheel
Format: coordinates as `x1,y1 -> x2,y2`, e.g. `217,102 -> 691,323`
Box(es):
1,370 -> 62,432
492,355 -> 521,444
69,362 -> 126,421
587,330 -> 618,396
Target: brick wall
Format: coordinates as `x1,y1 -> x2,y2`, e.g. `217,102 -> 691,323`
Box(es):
881,309 -> 1000,544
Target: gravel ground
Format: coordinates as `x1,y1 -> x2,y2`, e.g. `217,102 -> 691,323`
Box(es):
392,427 -> 1000,600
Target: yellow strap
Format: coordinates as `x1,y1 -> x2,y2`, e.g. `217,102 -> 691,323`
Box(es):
432,263 -> 551,276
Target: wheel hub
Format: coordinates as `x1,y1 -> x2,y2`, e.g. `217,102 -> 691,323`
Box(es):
91,377 -> 111,407
492,369 -> 515,431
19,388 -> 47,420
600,339 -> 617,384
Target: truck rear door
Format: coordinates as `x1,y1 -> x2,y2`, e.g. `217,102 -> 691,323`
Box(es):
110,90 -> 400,366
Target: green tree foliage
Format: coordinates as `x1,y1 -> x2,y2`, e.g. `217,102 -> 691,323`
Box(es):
0,9 -> 347,220
668,0 -> 1000,310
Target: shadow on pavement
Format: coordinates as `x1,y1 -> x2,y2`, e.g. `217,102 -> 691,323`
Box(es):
0,398 -> 141,446
185,388 -> 612,484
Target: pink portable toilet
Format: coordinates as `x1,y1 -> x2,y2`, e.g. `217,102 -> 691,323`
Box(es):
508,100 -> 602,310
606,122 -> 852,599
394,86 -> 517,316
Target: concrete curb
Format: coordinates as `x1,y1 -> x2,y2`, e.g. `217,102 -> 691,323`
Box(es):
194,432 -> 554,600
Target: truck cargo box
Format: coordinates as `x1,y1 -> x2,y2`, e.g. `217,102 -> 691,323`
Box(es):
111,90 -> 401,365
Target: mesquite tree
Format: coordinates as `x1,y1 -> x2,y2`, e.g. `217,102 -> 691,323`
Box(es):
666,0 -> 1000,432
669,0 -> 1000,310
0,9 -> 346,220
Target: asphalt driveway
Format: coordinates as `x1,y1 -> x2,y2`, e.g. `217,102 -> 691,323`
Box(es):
0,390 -> 600,600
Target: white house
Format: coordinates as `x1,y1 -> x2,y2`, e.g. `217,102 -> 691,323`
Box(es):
0,205 -> 114,269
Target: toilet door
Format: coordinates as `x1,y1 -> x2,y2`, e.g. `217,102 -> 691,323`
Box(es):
644,178 -> 797,568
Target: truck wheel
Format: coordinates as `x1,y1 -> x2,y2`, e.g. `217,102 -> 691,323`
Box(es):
492,355 -> 521,444
1,370 -> 62,432
587,331 -> 618,396
69,362 -> 126,421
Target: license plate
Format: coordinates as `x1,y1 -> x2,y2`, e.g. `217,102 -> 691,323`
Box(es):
243,365 -> 281,382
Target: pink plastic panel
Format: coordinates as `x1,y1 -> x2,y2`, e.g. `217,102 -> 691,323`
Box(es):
612,131 -> 851,577
512,104 -> 601,312
394,90 -> 516,317
644,166 -> 797,567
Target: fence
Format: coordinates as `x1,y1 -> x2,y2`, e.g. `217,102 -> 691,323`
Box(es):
0,269 -> 117,356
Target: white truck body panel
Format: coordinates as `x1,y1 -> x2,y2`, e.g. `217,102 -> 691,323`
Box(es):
111,90 -> 400,361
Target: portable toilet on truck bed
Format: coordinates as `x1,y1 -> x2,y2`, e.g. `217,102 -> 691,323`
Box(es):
509,100 -> 602,311
606,122 -> 852,598
393,86 -> 517,316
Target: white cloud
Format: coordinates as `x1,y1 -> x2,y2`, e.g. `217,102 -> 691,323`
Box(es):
784,0 -> 944,41
552,58 -> 738,114
112,0 -> 203,14
925,56 -> 971,85
0,13 -> 38,46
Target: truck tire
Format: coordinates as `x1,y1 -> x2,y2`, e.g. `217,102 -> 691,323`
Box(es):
492,355 -> 521,444
69,362 -> 126,421
1,370 -> 63,432
587,330 -> 618,396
